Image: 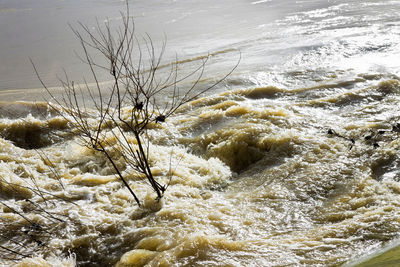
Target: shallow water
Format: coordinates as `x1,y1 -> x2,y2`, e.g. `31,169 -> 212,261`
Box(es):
1,0 -> 400,266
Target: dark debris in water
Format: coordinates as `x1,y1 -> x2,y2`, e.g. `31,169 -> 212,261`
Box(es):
328,122 -> 400,151
327,128 -> 355,150
327,123 -> 400,182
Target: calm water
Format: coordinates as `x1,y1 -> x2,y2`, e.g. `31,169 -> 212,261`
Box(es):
1,0 -> 400,266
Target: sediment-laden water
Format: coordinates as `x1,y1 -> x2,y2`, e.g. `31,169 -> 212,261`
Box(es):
1,0 -> 400,266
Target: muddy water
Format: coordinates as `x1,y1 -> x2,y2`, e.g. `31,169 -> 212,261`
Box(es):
1,77 -> 400,266
1,0 -> 400,266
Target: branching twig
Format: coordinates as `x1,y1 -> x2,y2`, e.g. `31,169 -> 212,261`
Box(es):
31,1 -> 239,206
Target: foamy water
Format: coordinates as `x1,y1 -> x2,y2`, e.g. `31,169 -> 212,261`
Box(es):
1,0 -> 400,266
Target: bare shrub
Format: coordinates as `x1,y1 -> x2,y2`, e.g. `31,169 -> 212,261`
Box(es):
32,3 -> 239,206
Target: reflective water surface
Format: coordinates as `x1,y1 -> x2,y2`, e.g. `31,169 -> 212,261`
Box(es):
1,0 -> 400,266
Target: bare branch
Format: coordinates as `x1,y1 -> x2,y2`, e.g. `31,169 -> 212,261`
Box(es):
32,1 -> 239,206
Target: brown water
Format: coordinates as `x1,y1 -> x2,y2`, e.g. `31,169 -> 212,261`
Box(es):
1,76 -> 400,266
1,0 -> 400,266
